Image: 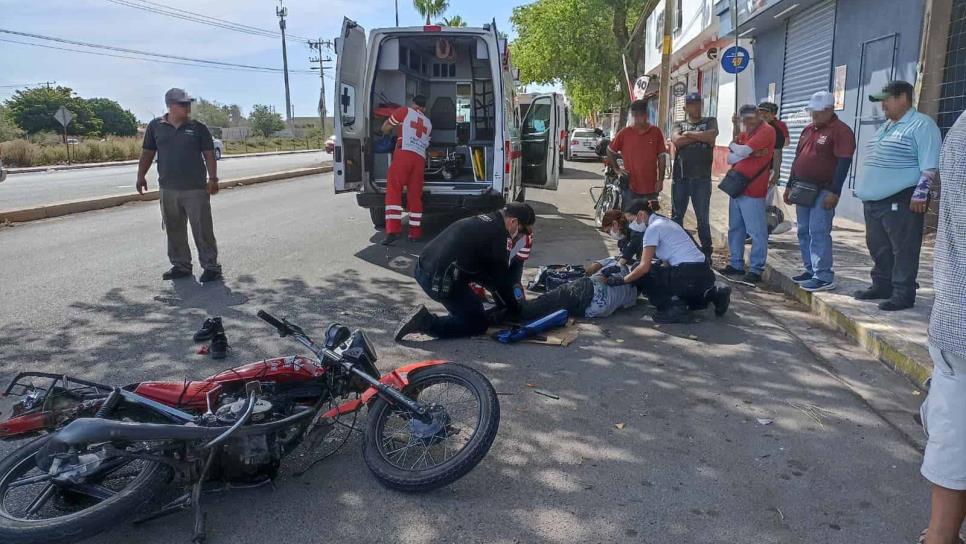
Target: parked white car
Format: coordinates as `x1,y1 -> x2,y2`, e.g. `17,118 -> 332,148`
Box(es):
213,138 -> 224,160
567,128 -> 604,160
0,158 -> 6,184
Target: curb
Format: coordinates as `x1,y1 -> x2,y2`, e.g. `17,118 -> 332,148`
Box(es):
0,165 -> 332,224
7,149 -> 324,175
667,194 -> 932,387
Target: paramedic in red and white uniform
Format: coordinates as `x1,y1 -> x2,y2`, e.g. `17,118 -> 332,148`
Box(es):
380,95 -> 433,245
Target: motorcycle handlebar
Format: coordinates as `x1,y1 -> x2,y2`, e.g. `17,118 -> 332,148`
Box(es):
257,310 -> 288,336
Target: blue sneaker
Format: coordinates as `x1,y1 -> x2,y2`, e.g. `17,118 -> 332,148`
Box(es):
800,278 -> 835,292
792,272 -> 813,284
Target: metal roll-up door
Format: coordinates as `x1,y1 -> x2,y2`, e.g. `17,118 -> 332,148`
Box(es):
779,0 -> 836,182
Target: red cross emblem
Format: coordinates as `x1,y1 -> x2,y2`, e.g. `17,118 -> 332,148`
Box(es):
410,116 -> 428,138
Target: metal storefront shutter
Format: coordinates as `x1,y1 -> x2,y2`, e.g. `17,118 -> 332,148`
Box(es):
779,0 -> 836,181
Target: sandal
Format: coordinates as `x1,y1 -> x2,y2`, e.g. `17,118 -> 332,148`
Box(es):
918,528 -> 966,544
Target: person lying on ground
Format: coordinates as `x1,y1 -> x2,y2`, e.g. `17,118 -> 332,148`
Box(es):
604,200 -> 732,324
516,259 -> 641,321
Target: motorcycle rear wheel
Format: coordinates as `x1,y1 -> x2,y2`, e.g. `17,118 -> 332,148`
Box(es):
363,364 -> 499,492
594,185 -> 619,227
0,435 -> 170,544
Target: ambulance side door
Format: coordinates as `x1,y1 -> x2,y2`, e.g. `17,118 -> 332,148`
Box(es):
334,18 -> 368,193
521,93 -> 560,190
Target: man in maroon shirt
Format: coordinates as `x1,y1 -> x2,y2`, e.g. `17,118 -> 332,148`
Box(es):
784,91 -> 856,292
607,99 -> 668,210
719,105 -> 776,284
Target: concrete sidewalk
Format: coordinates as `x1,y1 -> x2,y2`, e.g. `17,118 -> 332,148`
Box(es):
677,187 -> 933,386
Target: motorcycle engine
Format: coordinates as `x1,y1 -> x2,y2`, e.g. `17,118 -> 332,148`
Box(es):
211,395 -> 284,482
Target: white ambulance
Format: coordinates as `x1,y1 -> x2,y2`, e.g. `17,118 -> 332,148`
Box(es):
333,18 -> 562,228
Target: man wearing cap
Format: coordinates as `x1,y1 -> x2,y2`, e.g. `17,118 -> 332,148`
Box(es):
718,105 -> 776,284
670,92 -> 718,257
853,80 -> 942,311
607,99 -> 668,211
395,202 -> 536,340
784,90 -> 856,292
137,88 -> 222,283
757,102 -> 788,186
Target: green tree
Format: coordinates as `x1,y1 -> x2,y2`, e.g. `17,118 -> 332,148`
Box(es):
439,15 -> 466,27
5,86 -> 102,136
510,0 -> 654,121
249,104 -> 285,137
192,98 -> 231,128
86,98 -> 138,136
0,105 -> 23,142
414,0 -> 449,25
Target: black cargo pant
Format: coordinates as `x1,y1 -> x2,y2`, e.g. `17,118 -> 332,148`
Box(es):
519,277 -> 596,321
636,262 -> 715,311
863,187 -> 924,304
414,262 -> 490,339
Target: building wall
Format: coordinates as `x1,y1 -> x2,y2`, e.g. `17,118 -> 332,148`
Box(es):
750,25 -> 787,106
645,0 -> 718,74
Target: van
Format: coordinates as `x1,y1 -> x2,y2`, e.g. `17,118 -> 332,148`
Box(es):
333,18 -> 562,228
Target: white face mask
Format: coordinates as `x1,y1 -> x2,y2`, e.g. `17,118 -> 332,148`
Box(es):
608,228 -> 622,240
628,219 -> 647,233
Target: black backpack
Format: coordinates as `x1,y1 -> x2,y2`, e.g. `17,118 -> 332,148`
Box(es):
527,265 -> 587,293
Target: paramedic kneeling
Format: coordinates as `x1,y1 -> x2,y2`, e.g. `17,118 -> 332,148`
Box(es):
394,203 -> 537,341
381,95 -> 433,245
605,200 -> 731,323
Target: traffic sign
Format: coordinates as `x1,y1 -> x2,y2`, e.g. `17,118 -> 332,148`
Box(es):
632,76 -> 649,100
721,46 -> 750,74
53,106 -> 73,127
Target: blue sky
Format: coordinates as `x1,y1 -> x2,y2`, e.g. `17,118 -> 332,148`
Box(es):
0,0 -> 552,123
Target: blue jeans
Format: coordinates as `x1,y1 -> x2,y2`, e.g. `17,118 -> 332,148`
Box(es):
796,190 -> 836,283
728,195 -> 767,274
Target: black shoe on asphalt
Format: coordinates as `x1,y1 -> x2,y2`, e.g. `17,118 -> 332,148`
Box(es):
879,298 -> 914,312
653,304 -> 690,324
210,331 -> 229,360
395,304 -> 431,342
162,267 -> 192,280
717,265 -> 744,277
381,233 -> 400,246
853,287 -> 892,301
712,285 -> 732,317
742,272 -> 762,284
199,269 -> 223,283
193,317 -> 223,342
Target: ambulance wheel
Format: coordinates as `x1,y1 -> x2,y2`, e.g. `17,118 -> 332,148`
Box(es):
370,207 -> 386,230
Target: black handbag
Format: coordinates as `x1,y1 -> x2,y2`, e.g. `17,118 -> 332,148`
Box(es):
786,176 -> 822,207
717,161 -> 771,198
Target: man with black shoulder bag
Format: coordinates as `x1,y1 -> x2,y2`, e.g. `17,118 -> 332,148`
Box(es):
783,91 -> 856,292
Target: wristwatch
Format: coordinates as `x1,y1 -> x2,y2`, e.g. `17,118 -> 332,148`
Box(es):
208,177 -> 219,183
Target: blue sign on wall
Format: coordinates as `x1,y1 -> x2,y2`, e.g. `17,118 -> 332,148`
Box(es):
721,45 -> 751,74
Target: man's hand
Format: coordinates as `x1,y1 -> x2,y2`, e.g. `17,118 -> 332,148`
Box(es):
783,187 -> 792,206
911,198 -> 928,214
823,193 -> 840,210
769,174 -> 779,187
207,178 -> 220,195
136,176 -> 147,195
606,275 -> 626,287
599,264 -> 621,277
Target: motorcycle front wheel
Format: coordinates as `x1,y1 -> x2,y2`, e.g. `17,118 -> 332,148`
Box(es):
594,185 -> 620,227
0,435 -> 170,544
363,364 -> 499,492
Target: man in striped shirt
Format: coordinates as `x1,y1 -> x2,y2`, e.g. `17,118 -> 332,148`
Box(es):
853,81 -> 942,311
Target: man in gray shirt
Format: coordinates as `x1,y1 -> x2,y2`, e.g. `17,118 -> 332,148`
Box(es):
919,111 -> 966,544
137,88 -> 222,282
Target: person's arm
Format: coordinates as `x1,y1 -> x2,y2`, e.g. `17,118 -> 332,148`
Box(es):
818,157 -> 854,209
655,129 -> 668,192
670,122 -> 693,147
607,130 -> 625,174
197,124 -> 218,194
382,107 -> 407,136
621,246 -> 657,284
687,118 -> 718,145
911,122 -> 943,213
489,235 -> 522,314
618,231 -> 643,265
136,122 -> 157,194
770,153 -> 782,186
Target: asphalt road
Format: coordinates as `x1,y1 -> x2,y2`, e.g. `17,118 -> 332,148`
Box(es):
0,152 -> 328,211
0,163 -> 930,543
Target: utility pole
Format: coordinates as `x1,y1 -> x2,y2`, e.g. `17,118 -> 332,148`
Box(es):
656,0 -> 675,136
277,1 -> 293,130
395,0 -> 399,26
309,39 -> 333,137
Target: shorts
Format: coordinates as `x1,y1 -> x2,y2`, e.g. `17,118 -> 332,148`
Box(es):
921,343 -> 966,490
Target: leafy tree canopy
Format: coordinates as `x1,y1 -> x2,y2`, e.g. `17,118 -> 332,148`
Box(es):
5,86 -> 102,136
249,104 -> 285,137
85,98 -> 138,136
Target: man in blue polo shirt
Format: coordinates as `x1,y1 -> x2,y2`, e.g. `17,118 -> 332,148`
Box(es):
853,81 -> 941,311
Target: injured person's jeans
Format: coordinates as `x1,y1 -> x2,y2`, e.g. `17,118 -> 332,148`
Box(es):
520,277 -> 596,321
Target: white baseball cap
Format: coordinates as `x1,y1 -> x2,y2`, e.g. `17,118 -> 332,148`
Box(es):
806,91 -> 834,111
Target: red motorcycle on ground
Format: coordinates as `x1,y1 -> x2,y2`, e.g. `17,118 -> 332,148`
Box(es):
0,310 -> 500,543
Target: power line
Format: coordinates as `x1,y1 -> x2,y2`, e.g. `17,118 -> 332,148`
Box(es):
0,37 -> 327,77
102,0 -> 318,44
0,28 -> 319,74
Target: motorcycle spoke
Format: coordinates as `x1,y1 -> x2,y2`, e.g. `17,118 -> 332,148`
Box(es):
67,483 -> 116,501
9,473 -> 52,489
24,484 -> 55,516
